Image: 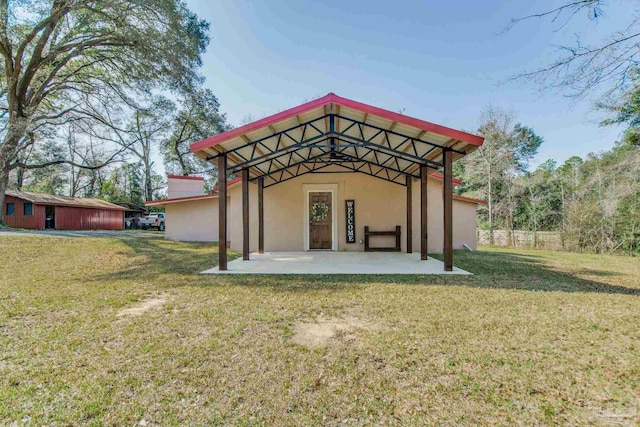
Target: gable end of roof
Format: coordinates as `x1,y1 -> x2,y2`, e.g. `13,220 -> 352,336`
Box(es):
190,92 -> 484,152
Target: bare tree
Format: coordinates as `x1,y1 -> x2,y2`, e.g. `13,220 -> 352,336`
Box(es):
460,107 -> 543,244
162,88 -> 228,178
506,1 -> 640,99
118,97 -> 173,201
468,108 -> 515,243
63,125 -> 112,197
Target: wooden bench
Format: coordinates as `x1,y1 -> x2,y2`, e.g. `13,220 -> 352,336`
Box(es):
364,226 -> 401,252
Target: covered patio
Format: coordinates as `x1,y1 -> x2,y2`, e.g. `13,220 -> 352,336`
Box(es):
202,251 -> 472,275
190,92 -> 484,273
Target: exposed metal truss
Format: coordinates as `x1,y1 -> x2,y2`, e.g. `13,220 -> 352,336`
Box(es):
208,113 -> 461,188
254,142 -> 422,188
261,160 -> 413,188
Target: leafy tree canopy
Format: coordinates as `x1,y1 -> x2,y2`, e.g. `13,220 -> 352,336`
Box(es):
0,0 -> 210,223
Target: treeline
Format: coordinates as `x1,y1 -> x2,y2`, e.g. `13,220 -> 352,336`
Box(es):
456,111 -> 640,255
476,0 -> 640,255
8,88 -> 229,205
0,1 -> 227,224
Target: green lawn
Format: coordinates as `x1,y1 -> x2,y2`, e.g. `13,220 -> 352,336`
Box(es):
1,236 -> 639,426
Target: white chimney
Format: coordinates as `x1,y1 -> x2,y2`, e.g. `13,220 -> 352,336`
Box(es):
167,175 -> 205,199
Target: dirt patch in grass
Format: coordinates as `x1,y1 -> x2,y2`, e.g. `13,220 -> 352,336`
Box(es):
117,294 -> 168,317
593,409 -> 638,427
292,316 -> 372,348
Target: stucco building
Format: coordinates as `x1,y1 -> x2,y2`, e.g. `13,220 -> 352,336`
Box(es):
148,173 -> 483,253
147,93 -> 485,272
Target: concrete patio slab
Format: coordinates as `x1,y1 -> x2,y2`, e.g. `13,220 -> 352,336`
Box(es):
202,251 -> 472,275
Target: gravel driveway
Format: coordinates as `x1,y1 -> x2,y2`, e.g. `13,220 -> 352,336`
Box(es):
0,229 -> 163,238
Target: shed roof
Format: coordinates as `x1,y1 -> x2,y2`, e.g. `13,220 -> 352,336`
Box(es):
112,201 -> 148,212
6,190 -> 127,211
190,93 -> 484,188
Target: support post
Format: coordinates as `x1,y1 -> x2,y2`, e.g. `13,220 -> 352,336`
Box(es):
443,149 -> 453,271
420,165 -> 428,260
218,154 -> 228,270
258,177 -> 264,254
242,168 -> 249,261
406,175 -> 412,253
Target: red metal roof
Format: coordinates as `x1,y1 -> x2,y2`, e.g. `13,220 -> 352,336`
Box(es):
213,177 -> 242,191
190,93 -> 484,188
145,193 -> 220,206
167,175 -> 204,181
429,172 -> 462,185
191,93 -> 483,153
452,194 -> 486,205
6,190 -> 127,210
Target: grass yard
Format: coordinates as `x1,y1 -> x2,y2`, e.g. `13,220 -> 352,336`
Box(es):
1,236 -> 639,426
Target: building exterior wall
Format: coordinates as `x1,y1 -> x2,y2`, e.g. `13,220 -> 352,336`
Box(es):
54,206 -> 124,230
3,195 -> 126,230
164,197 -> 229,242
167,176 -> 205,199
243,173 -> 477,254
410,176 -> 445,253
167,173 -> 478,254
410,176 -> 478,253
229,173 -> 407,253
452,199 -> 478,250
229,184 -> 259,252
3,195 -> 45,229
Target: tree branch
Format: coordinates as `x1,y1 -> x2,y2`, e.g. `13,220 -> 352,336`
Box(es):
10,146 -> 125,171
504,1 -> 640,98
503,1 -> 602,33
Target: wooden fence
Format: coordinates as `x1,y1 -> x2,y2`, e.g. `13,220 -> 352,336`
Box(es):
478,230 -> 565,251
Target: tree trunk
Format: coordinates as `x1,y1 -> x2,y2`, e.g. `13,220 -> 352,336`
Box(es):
528,186 -> 538,249
1,114 -> 31,224
560,180 -> 566,250
175,139 -> 189,175
15,166 -> 24,191
0,165 -> 9,226
69,166 -> 78,197
509,212 -> 515,247
144,160 -> 153,202
596,159 -> 605,254
488,176 -> 494,245
0,135 -> 23,225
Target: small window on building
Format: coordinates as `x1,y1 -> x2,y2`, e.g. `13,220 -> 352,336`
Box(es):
6,203 -> 14,216
23,202 -> 33,216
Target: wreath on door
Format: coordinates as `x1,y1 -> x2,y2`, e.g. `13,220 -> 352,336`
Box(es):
311,202 -> 329,222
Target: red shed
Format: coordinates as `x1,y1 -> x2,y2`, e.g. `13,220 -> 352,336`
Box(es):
3,190 -> 126,230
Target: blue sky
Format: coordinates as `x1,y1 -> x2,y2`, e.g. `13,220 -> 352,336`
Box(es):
185,0 -> 630,169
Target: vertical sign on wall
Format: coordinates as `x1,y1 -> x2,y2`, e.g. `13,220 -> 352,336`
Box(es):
345,200 -> 356,243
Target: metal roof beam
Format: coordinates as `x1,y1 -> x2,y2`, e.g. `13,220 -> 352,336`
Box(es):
250,147 -> 423,186
243,134 -> 440,180
334,114 -> 466,156
205,114 -> 330,161
263,161 -> 408,188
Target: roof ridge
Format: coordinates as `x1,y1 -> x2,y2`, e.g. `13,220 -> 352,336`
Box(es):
190,92 -> 484,153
